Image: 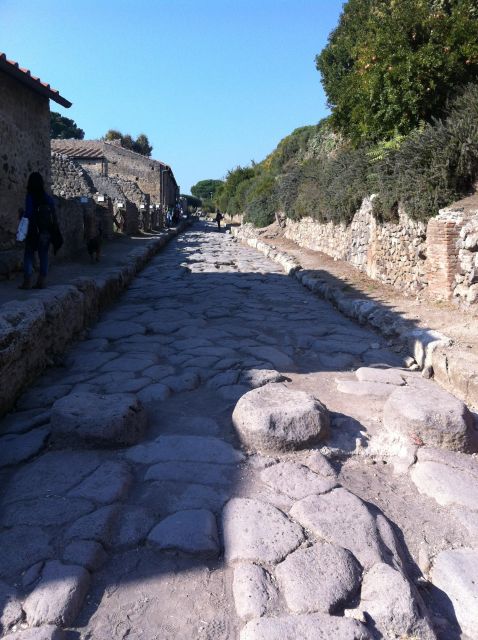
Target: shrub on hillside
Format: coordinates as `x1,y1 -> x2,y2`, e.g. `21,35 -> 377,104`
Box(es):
317,0 -> 478,145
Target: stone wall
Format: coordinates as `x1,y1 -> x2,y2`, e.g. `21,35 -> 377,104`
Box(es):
284,198 -> 428,295
0,72 -> 51,250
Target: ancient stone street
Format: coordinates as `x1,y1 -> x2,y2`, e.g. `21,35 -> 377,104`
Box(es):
1,221 -> 477,639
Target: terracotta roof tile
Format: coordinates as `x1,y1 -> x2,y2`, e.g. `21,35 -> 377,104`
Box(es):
0,53 -> 71,108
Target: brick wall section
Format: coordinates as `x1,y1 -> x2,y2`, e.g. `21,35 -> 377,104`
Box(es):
0,72 -> 51,249
426,217 -> 461,300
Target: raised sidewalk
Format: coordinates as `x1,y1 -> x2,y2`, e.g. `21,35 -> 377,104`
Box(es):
232,223 -> 478,409
0,221 -> 191,416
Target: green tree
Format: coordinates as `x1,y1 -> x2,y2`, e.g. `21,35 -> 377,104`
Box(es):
103,130 -> 153,157
191,179 -> 224,202
133,134 -> 153,157
317,0 -> 478,144
216,166 -> 255,213
50,112 -> 84,139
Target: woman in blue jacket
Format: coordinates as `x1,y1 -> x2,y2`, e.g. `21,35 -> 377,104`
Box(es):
18,172 -> 57,290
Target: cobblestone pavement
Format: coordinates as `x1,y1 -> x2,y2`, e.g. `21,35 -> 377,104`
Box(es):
1,221 -> 477,640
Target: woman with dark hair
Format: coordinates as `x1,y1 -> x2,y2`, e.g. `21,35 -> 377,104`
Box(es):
18,172 -> 58,289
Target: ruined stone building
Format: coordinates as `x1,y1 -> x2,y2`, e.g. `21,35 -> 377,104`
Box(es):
51,139 -> 179,213
0,52 -> 71,250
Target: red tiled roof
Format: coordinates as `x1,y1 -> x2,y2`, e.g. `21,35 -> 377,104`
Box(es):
0,53 -> 72,108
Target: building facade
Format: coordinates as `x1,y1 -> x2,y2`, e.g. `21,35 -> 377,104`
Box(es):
0,53 -> 71,249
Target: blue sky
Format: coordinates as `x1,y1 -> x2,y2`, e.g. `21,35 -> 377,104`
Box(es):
1,0 -> 343,193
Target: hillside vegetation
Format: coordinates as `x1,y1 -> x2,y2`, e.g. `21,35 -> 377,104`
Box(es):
213,0 -> 478,227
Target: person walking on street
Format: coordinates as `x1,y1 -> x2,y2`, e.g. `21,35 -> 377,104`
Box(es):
215,209 -> 224,231
18,172 -> 61,290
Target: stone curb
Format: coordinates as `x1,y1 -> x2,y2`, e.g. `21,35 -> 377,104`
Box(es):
0,220 -> 193,416
231,227 -> 478,408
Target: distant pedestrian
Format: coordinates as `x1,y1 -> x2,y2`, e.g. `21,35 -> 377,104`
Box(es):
18,172 -> 62,289
215,210 -> 224,231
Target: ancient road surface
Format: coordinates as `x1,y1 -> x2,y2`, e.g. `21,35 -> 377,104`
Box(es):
1,221 -> 477,640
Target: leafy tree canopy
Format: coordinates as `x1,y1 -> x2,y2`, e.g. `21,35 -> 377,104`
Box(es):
316,0 -> 478,144
104,130 -> 153,157
190,179 -> 224,201
50,112 -> 84,139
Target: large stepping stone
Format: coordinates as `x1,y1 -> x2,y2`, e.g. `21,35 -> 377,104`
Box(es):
359,562 -> 435,639
23,561 -> 90,627
260,461 -> 337,500
223,498 -> 304,565
232,384 -> 329,453
50,393 -> 147,447
383,385 -> 477,452
148,509 -> 219,557
290,488 -> 390,570
125,435 -> 244,465
240,613 -> 372,640
410,447 -> 478,511
233,564 -> 277,620
431,548 -> 478,640
276,541 -> 362,614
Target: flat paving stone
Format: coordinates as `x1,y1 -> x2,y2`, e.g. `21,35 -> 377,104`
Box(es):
290,488 -> 388,570
355,367 -> 406,386
276,541 -> 362,614
233,563 -> 277,620
431,548 -> 478,640
145,461 -> 235,487
0,409 -> 50,435
126,435 -> 244,464
410,447 -> 478,511
67,461 -> 132,504
0,426 -> 50,467
113,506 -> 156,547
359,562 -> 435,640
260,461 -> 338,499
336,380 -> 396,397
16,385 -> 73,411
148,509 -> 219,557
136,383 -> 171,403
24,560 -> 90,627
89,320 -> 145,340
65,505 -> 120,547
1,496 -> 94,527
243,346 -> 294,369
0,526 -> 53,578
240,613 -> 372,640
0,579 -> 22,634
62,539 -> 107,571
223,497 -> 304,565
1,451 -> 101,504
